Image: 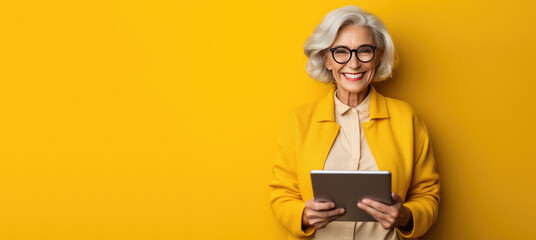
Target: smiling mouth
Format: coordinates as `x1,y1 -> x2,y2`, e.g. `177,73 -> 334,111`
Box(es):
343,72 -> 364,80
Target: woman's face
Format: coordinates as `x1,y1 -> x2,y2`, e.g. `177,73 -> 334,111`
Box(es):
324,25 -> 380,97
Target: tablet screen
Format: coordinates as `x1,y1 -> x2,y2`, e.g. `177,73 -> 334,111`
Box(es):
310,170 -> 392,222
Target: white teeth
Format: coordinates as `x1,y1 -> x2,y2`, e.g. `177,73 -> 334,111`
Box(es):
344,73 -> 364,79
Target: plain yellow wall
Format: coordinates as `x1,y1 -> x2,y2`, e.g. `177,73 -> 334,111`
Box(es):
1,0 -> 535,239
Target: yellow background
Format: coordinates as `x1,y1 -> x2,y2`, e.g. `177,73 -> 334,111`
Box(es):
1,0 -> 535,239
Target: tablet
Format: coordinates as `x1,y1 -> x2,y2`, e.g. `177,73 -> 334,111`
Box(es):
310,170 -> 392,222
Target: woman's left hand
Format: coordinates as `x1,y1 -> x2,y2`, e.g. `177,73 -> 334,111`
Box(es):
357,192 -> 413,230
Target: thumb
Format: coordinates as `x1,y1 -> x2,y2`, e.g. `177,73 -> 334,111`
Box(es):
391,192 -> 402,204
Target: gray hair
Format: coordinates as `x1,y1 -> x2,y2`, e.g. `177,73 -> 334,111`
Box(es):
304,5 -> 397,83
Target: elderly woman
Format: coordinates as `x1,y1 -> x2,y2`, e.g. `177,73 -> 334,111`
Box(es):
269,5 -> 440,240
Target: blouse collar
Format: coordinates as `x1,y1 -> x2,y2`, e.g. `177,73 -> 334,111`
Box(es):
333,89 -> 371,118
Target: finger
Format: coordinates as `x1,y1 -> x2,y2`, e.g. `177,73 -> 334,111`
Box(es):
308,208 -> 345,220
358,201 -> 398,229
391,192 -> 402,204
309,200 -> 336,211
328,210 -> 345,221
313,220 -> 330,230
358,202 -> 388,222
312,212 -> 345,229
360,199 -> 390,214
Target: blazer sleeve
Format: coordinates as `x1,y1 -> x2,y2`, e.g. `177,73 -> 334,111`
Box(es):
398,115 -> 440,238
268,113 -> 315,239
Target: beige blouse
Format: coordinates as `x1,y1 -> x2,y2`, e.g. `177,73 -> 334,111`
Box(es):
311,90 -> 398,240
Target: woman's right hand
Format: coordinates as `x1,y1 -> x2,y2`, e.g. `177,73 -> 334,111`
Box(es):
302,198 -> 346,230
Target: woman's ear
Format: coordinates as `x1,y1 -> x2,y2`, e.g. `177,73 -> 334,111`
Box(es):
323,52 -> 333,70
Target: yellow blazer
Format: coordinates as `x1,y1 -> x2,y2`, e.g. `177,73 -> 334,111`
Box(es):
269,86 -> 440,240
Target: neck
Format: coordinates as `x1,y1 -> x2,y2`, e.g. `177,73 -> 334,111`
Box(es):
336,86 -> 370,108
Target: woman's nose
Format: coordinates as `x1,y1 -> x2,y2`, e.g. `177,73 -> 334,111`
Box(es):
346,52 -> 360,69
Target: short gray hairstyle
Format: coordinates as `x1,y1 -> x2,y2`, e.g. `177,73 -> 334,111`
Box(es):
304,5 -> 397,83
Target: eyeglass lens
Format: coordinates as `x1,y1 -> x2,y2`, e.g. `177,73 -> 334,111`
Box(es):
332,46 -> 374,63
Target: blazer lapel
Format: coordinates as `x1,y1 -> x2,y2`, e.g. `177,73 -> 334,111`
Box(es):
362,86 -> 404,193
309,88 -> 340,171
299,88 -> 340,200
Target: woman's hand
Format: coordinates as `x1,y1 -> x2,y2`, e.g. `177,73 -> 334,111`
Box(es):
357,192 -> 413,230
302,198 -> 346,230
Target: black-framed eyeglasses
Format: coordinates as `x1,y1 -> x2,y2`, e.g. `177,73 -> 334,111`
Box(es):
328,45 -> 377,64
